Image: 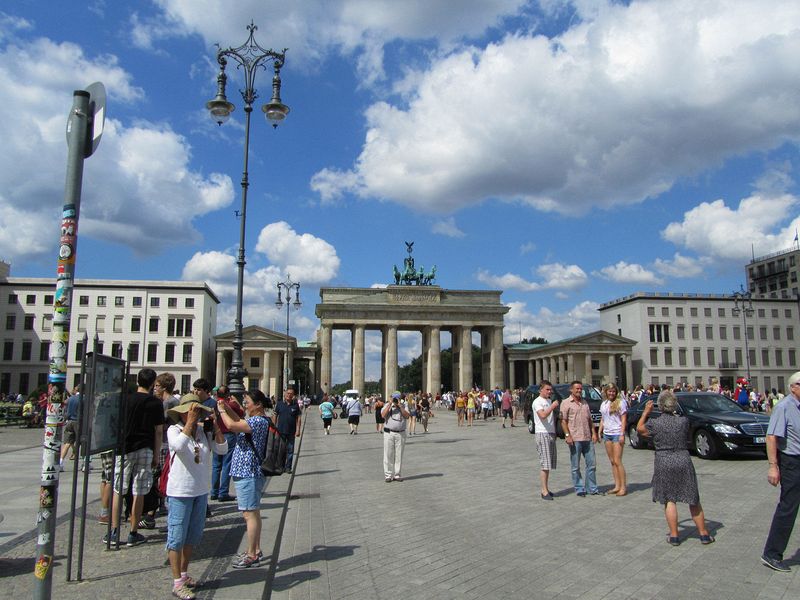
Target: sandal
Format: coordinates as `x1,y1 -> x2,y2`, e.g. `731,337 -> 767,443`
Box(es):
700,535 -> 715,545
666,535 -> 680,546
172,582 -> 196,600
182,576 -> 197,588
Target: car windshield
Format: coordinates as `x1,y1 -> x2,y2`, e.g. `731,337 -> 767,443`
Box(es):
678,393 -> 744,414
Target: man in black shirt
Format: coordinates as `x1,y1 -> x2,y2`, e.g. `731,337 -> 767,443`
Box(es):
106,368 -> 165,547
274,386 -> 302,473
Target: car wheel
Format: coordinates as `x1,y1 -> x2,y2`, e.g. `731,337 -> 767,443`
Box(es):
693,429 -> 718,459
628,425 -> 645,449
527,416 -> 535,434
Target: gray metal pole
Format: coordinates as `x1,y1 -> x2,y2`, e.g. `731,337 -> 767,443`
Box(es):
33,90 -> 90,599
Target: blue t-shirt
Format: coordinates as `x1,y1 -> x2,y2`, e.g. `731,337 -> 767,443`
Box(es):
275,401 -> 301,436
320,401 -> 334,419
230,415 -> 269,478
65,394 -> 81,421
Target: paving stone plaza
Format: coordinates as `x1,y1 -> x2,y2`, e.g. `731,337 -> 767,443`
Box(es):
1,409 -> 799,599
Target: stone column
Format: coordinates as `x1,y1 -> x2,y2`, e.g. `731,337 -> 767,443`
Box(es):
261,351 -> 271,396
541,358 -> 547,381
320,325 -> 332,395
490,325 -> 504,389
215,350 -> 225,387
625,354 -> 634,390
527,360 -> 534,388
508,360 -> 515,389
567,353 -> 575,382
608,354 -> 617,384
549,357 -> 557,383
480,329 -> 490,390
459,326 -> 473,391
307,356 -> 317,397
352,325 -> 365,393
384,325 -> 398,400
427,326 -> 441,396
584,353 -> 592,384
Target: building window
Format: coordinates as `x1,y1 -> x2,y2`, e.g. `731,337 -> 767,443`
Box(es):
666,376 -> 674,386
39,341 -> 49,361
7,293 -> 17,304
664,348 -> 673,366
79,295 -> 89,306
44,294 -> 53,305
676,325 -> 685,340
111,342 -> 122,359
707,348 -> 715,366
96,342 -> 104,355
773,326 -> 781,340
776,349 -> 784,367
762,349 -> 770,367
733,326 -> 741,340
2,341 -> 12,360
690,307 -> 698,317
652,376 -> 660,387
38,373 -> 47,387
787,326 -> 794,341
75,341 -> 84,361
721,348 -> 729,364
718,308 -> 725,317
705,326 -> 713,340
778,376 -> 786,392
147,343 -> 158,362
790,349 -> 797,365
676,307 -> 684,317
128,343 -> 139,362
20,341 -> 31,361
735,348 -> 743,366
168,297 -> 178,308
77,315 -> 87,331
115,296 -> 124,307
113,316 -> 123,333
704,307 -> 712,317
181,375 -> 191,393
749,348 -> 757,367
649,348 -> 658,366
693,348 -> 701,366
150,297 -> 160,308
26,294 -> 35,305
747,326 -> 754,340
772,309 -> 779,318
131,317 -> 141,333
649,323 -> 670,343
167,318 -> 193,337
149,317 -> 159,333
165,343 -> 175,363
182,344 -> 193,363
786,309 -> 793,319
185,298 -> 195,309
19,373 -> 29,394
691,325 -> 699,340
0,372 -> 9,393
757,308 -> 766,318
719,326 -> 727,340
22,315 -> 34,331
5,314 -> 15,330
678,348 -> 687,367
661,307 -> 669,317
96,315 -> 105,332
647,307 -> 655,317
250,356 -> 260,368
759,326 -> 767,341
97,296 -> 106,307
42,315 -> 52,331
132,296 -> 142,307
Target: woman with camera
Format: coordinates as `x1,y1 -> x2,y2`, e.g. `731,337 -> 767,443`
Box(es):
164,393 -> 228,600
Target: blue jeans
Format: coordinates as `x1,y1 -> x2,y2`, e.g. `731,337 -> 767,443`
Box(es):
285,436 -> 295,472
569,440 -> 598,494
211,432 -> 237,497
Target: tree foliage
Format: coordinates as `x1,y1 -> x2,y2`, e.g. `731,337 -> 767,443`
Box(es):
520,336 -> 548,345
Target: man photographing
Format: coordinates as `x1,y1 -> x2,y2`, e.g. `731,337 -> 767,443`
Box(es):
381,392 -> 410,482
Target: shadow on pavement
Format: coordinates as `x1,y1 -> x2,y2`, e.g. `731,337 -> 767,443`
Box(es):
402,473 -> 443,481
0,557 -> 33,578
294,469 -> 340,477
271,568 -> 321,591
277,543 -> 359,572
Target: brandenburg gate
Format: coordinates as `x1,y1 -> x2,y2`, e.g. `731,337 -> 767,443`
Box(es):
315,285 -> 509,399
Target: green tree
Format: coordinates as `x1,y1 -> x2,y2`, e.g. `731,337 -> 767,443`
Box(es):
397,344 -> 483,392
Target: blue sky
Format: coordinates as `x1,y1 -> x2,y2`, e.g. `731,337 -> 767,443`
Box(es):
2,1 -> 800,383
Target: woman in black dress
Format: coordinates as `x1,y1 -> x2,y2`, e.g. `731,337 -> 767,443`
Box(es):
637,390 -> 715,546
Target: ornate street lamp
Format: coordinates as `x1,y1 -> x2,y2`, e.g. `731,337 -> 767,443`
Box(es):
732,285 -> 754,382
275,275 -> 301,391
207,22 -> 289,399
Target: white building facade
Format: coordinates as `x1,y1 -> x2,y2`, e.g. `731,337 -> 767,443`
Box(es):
599,292 -> 798,393
0,269 -> 219,396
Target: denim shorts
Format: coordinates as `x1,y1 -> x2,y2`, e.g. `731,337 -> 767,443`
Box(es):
166,494 -> 208,551
234,475 -> 266,511
603,433 -> 623,443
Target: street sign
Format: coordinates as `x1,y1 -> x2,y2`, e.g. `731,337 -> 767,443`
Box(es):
85,82 -> 106,157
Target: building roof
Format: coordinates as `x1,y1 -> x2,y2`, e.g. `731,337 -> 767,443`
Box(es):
598,290 -> 795,310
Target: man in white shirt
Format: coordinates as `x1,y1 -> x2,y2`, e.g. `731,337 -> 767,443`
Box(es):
532,380 -> 559,500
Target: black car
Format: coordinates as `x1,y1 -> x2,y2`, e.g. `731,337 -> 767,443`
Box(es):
521,383 -> 603,437
626,392 -> 769,459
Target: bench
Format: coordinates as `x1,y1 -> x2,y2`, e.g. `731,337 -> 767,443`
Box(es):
0,404 -> 33,427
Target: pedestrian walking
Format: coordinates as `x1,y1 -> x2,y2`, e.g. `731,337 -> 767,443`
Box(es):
637,391 -> 714,547
319,395 -> 334,434
761,371 -> 800,572
165,394 -> 228,599
275,386 -> 302,471
532,380 -> 558,500
598,383 -> 628,496
501,388 -> 514,428
455,392 -> 466,426
418,394 -> 432,433
560,380 -> 601,496
216,390 -> 270,569
344,391 -> 362,435
374,395 -> 385,433
381,392 -> 410,482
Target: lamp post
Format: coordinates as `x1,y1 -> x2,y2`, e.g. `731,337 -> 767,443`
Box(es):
732,285 -> 754,382
206,22 -> 289,399
275,274 -> 301,391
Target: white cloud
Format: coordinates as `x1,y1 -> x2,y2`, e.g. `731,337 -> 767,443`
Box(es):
519,242 -> 536,255
0,32 -> 234,263
652,253 -> 711,279
476,262 -> 587,292
662,192 -> 800,262
594,261 -> 663,285
311,1 -> 800,215
431,216 -> 465,238
505,300 -> 600,344
255,221 -> 340,284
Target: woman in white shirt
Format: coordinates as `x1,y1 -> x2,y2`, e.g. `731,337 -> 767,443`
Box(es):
165,394 -> 228,600
598,383 -> 628,496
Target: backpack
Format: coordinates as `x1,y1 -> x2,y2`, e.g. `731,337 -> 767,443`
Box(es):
246,418 -> 288,477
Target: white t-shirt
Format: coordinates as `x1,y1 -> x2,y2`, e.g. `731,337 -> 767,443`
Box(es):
532,395 -> 555,434
166,424 -> 228,497
599,399 -> 628,435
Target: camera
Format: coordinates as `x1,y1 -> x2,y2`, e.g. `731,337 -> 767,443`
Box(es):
202,418 -> 214,434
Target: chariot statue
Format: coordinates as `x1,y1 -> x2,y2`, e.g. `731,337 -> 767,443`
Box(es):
392,242 -> 436,286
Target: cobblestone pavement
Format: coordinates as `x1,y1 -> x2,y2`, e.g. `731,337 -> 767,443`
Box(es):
2,410 -> 800,599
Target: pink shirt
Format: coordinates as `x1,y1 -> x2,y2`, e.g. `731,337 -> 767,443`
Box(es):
501,391 -> 513,410
560,396 -> 594,441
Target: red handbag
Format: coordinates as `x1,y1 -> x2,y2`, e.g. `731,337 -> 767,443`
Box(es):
158,452 -> 175,497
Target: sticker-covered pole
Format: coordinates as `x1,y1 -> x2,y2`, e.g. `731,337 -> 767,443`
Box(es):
33,90 -> 90,599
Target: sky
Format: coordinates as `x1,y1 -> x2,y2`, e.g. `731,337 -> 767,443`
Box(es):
2,1 -> 800,385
